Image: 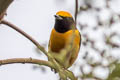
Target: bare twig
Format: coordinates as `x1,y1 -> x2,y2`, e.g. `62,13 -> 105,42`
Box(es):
0,58 -> 55,68
1,20 -> 48,56
75,0 -> 78,25
1,20 -> 39,46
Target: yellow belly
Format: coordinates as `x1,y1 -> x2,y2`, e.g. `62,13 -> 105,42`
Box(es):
49,28 -> 81,68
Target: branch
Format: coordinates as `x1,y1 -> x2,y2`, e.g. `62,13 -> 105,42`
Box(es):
0,58 -> 54,68
1,20 -> 48,57
75,0 -> 78,25
0,57 -> 77,80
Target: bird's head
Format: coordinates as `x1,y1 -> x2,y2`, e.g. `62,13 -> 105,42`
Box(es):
54,11 -> 75,33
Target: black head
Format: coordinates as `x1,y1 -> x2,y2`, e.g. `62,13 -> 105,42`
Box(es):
54,15 -> 75,33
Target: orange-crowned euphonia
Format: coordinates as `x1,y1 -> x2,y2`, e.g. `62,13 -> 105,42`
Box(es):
48,11 -> 81,68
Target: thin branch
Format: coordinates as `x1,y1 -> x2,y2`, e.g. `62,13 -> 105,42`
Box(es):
1,20 -> 40,47
1,20 -> 48,56
75,0 -> 78,25
65,70 -> 78,80
0,57 -> 77,80
0,58 -> 55,69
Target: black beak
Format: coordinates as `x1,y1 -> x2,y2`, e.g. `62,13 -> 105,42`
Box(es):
54,15 -> 63,20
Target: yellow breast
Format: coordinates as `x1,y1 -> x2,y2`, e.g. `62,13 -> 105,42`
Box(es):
49,29 -> 80,52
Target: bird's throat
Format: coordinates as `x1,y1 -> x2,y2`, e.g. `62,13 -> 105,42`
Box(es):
54,21 -> 71,33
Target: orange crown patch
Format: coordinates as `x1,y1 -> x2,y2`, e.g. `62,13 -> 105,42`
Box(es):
56,11 -> 72,17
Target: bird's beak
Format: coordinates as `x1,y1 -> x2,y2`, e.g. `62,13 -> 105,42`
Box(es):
54,15 -> 63,20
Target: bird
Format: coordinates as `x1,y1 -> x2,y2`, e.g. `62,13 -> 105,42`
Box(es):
48,11 -> 81,69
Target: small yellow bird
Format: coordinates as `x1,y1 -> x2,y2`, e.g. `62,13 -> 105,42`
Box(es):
48,11 -> 81,68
